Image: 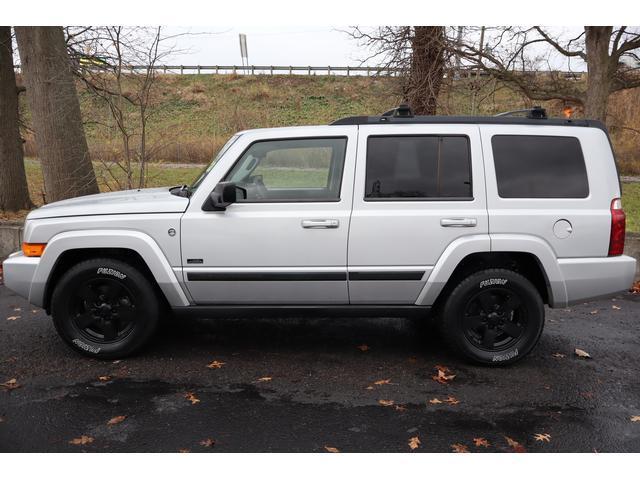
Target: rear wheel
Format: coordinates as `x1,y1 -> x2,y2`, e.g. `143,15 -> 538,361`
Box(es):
439,268 -> 545,365
51,258 -> 160,359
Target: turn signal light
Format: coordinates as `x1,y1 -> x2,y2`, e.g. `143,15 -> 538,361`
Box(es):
22,242 -> 46,257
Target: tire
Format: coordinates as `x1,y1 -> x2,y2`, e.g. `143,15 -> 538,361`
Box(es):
439,268 -> 544,366
51,258 -> 160,359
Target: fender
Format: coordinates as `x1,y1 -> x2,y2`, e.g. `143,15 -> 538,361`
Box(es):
28,229 -> 190,308
414,233 -> 569,307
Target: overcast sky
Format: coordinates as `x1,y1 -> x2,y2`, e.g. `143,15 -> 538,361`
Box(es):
163,27 -> 372,66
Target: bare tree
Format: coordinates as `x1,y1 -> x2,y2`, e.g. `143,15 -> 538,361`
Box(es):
349,26 -> 448,115
15,27 -> 98,203
0,27 -> 32,212
65,26 -> 177,190
450,26 -> 640,122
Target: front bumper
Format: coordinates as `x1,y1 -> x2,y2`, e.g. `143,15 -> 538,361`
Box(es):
2,251 -> 41,306
558,255 -> 637,305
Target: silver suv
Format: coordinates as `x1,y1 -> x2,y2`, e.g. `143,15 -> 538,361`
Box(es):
3,107 -> 636,364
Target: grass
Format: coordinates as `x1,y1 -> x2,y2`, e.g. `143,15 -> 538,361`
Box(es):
622,183 -> 640,234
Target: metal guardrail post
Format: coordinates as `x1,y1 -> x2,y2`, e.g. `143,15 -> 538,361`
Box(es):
180,65 -> 183,74
197,65 -> 201,74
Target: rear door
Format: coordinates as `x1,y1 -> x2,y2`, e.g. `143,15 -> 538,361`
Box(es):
347,124 -> 488,304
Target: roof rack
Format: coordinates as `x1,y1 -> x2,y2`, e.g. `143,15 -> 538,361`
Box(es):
494,106 -> 547,119
381,104 -> 414,118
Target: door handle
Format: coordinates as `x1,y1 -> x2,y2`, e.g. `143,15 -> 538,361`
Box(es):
440,217 -> 477,227
301,219 -> 339,229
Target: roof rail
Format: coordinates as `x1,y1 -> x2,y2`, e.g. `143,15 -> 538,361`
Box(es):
381,104 -> 414,118
494,106 -> 547,119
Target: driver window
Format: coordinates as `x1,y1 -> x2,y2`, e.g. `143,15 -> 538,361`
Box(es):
224,137 -> 347,202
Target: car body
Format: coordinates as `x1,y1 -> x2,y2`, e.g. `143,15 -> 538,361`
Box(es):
3,108 -> 636,363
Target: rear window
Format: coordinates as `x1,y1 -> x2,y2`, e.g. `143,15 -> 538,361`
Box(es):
365,135 -> 472,200
492,135 -> 589,198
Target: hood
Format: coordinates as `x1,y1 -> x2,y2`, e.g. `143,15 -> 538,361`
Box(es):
27,187 -> 190,220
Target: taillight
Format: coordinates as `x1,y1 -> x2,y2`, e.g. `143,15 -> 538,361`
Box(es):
608,198 -> 626,256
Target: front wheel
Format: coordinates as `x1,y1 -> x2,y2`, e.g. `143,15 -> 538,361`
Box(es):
51,258 -> 160,359
439,268 -> 545,365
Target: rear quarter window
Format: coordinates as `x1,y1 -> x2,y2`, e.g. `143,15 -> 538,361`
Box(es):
491,135 -> 589,198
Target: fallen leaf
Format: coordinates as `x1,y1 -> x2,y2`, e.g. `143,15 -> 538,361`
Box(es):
6,316 -> 20,321
373,379 -> 391,386
184,392 -> 200,405
445,396 -> 460,405
69,435 -> 94,445
408,436 -> 421,450
504,436 -> 526,453
590,310 -> 599,315
394,404 -> 407,412
31,309 -> 38,314
378,399 -> 394,407
534,433 -> 551,442
98,375 -> 111,382
112,360 -> 121,364
13,307 -> 21,312
552,353 -> 566,358
178,448 -> 190,453
575,348 -> 592,359
432,367 -> 456,384
473,437 -> 490,448
630,416 -> 640,422
630,281 -> 640,294
0,378 -> 20,390
428,398 -> 443,404
365,386 -> 374,390
107,415 -> 126,426
206,360 -> 226,369
451,443 -> 469,453
200,438 -> 216,448
356,344 -> 369,352
324,445 -> 340,453
256,377 -> 272,382
612,305 -> 621,310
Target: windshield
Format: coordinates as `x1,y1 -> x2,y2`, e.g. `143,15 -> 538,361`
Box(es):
189,134 -> 241,192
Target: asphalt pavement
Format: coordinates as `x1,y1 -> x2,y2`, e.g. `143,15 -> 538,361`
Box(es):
1,279 -> 639,452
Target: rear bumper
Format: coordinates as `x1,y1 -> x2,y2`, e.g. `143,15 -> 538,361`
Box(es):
2,251 -> 41,306
558,255 -> 636,306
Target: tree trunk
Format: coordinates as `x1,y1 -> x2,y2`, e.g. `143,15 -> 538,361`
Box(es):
0,26 -> 32,212
15,26 -> 98,202
405,26 -> 445,115
584,26 -> 613,122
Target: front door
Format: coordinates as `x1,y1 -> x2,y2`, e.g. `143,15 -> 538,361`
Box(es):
180,127 -> 358,304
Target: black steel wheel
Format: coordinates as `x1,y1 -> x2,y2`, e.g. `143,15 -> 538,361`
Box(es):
51,258 -> 160,359
439,268 -> 544,365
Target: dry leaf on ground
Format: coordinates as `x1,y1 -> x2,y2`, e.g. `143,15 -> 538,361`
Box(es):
356,344 -> 369,352
408,436 -> 421,450
184,392 -> 200,405
432,365 -> 456,384
612,305 -> 621,310
394,404 -> 407,412
178,448 -> 190,453
98,375 -> 111,382
6,316 -> 20,321
505,436 -> 526,453
630,416 -> 640,422
373,379 -> 391,386
324,445 -> 340,453
0,378 -> 20,390
575,348 -> 592,359
428,398 -> 443,404
473,437 -> 490,448
69,435 -> 94,445
533,433 -> 551,442
451,443 -> 469,453
445,396 -> 460,405
256,377 -> 272,382
200,438 -> 215,448
206,360 -> 225,369
552,353 -> 566,358
107,415 -> 126,426
378,399 -> 394,407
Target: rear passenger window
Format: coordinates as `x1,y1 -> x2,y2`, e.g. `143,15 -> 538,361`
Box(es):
365,136 -> 472,200
492,135 -> 589,198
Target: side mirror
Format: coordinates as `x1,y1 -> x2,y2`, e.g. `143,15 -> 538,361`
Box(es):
203,182 -> 247,211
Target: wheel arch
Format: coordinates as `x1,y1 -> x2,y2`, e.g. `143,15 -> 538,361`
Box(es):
29,230 -> 190,311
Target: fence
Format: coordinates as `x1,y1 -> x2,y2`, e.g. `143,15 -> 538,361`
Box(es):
13,64 -> 588,80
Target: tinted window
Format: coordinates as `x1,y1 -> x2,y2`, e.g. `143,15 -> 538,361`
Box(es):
365,136 -> 472,199
492,135 -> 589,198
225,137 -> 347,202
